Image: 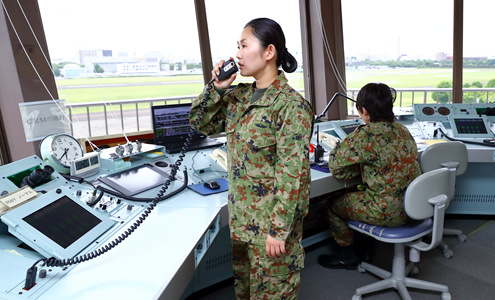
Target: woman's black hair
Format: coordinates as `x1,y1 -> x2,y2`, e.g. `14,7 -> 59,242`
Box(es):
244,18 -> 297,73
356,83 -> 396,122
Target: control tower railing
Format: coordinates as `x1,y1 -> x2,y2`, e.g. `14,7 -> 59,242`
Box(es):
66,88 -> 495,139
66,95 -> 197,139
346,87 -> 495,116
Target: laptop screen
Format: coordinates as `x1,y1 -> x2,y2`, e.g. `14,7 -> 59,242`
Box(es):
151,103 -> 205,145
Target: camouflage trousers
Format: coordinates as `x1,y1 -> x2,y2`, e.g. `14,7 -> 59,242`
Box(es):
327,190 -> 410,247
231,238 -> 304,300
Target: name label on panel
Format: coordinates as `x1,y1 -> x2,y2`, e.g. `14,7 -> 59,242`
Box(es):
0,186 -> 38,214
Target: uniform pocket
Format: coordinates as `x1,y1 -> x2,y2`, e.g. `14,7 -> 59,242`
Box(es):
239,125 -> 276,179
258,249 -> 304,277
239,125 -> 276,149
256,248 -> 304,297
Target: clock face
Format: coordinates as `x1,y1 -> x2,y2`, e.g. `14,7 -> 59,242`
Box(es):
50,135 -> 84,167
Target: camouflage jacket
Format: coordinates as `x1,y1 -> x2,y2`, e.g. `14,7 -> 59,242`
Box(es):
328,121 -> 421,221
190,72 -> 314,244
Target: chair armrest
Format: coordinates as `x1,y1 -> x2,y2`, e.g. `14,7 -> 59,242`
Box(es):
409,194 -> 448,252
428,194 -> 448,206
440,162 -> 459,169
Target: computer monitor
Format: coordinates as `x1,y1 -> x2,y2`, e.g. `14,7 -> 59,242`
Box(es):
330,119 -> 365,140
340,124 -> 361,136
151,103 -> 206,146
450,116 -> 494,139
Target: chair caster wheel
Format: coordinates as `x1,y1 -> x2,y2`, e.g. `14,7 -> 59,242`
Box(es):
441,292 -> 451,300
443,249 -> 454,259
457,234 -> 467,243
409,266 -> 419,276
352,295 -> 362,300
357,265 -> 366,273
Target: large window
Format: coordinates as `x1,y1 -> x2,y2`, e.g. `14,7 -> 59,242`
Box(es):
38,0 -> 203,137
463,0 -> 495,104
205,0 -> 304,93
342,0 -> 453,111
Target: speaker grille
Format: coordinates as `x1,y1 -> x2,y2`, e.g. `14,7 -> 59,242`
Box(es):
454,194 -> 495,203
205,252 -> 232,271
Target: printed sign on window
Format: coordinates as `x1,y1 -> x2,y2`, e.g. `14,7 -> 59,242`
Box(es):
19,100 -> 71,142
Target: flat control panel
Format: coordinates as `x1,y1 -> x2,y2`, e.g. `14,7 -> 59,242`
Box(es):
414,103 -> 495,122
412,104 -> 495,139
0,154 -> 176,298
328,119 -> 365,140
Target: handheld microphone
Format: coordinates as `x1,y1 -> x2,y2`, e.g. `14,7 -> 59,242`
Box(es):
217,60 -> 238,81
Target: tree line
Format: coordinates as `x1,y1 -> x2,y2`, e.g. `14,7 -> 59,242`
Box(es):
432,79 -> 495,103
362,59 -> 495,69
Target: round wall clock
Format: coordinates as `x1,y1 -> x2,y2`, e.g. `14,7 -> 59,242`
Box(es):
39,134 -> 84,174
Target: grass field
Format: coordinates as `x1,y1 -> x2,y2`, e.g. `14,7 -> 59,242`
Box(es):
346,68 -> 495,89
56,68 -> 495,111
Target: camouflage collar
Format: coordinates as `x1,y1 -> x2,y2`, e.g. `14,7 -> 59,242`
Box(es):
253,71 -> 288,107
232,71 -> 288,107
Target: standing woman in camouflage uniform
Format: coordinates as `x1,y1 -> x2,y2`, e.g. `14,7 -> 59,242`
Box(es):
317,83 -> 422,269
189,18 -> 314,300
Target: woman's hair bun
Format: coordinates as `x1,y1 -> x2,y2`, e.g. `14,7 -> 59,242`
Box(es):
282,50 -> 297,73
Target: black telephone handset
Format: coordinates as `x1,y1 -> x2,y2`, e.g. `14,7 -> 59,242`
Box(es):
217,60 -> 238,81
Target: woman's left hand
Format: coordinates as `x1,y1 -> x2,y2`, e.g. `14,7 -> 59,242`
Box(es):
266,235 -> 286,258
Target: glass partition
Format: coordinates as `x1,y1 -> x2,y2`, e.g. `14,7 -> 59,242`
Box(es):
205,0 -> 304,93
38,0 -> 203,137
342,0 -> 454,112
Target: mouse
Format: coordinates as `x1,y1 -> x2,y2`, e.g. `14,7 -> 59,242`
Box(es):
204,180 -> 220,190
155,161 -> 168,168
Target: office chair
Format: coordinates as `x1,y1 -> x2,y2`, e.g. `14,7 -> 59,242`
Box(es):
348,168 -> 452,300
419,141 -> 468,258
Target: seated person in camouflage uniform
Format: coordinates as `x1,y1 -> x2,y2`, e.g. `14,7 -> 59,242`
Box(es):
317,83 -> 422,269
190,18 -> 314,299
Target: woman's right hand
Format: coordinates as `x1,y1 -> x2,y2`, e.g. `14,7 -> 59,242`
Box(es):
212,57 -> 237,89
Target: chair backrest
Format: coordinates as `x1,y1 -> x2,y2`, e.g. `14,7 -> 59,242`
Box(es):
404,168 -> 451,220
419,141 -> 468,175
419,141 -> 468,202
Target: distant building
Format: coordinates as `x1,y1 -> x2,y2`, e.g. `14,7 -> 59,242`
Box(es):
84,57 -> 136,74
117,62 -> 160,75
61,64 -> 86,77
101,50 -> 112,57
435,52 -> 448,61
161,64 -> 170,72
78,50 -> 113,64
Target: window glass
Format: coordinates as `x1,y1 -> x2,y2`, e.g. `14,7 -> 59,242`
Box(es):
205,0 -> 304,93
463,0 -> 495,104
342,0 -> 453,113
38,0 -> 202,137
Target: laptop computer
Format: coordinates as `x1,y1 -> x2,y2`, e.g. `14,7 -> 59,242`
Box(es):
151,103 -> 224,154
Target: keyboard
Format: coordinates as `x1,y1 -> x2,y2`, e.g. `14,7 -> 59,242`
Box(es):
165,138 -> 224,154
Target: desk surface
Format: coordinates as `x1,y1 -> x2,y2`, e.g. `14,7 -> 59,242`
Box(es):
2,118 -> 494,300
0,133 -> 348,300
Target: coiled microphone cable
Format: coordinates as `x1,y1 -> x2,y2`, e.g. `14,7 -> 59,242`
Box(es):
36,80 -> 216,269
